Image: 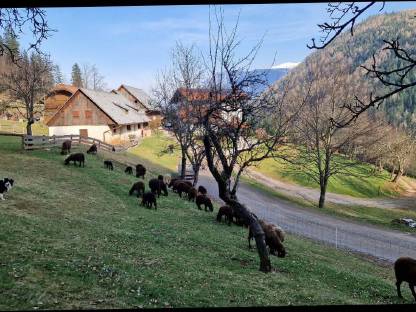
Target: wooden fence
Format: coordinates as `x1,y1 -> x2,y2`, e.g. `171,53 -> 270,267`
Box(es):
23,134 -> 138,153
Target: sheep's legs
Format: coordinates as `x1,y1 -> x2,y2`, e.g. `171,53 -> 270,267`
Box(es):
396,281 -> 403,298
409,283 -> 416,301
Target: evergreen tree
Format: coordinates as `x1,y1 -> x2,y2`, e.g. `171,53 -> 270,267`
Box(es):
3,27 -> 19,61
71,63 -> 82,87
53,64 -> 65,84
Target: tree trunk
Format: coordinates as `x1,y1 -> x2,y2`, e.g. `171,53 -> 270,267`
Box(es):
390,166 -> 396,179
180,149 -> 187,179
392,165 -> 403,184
192,164 -> 200,186
318,175 -> 328,208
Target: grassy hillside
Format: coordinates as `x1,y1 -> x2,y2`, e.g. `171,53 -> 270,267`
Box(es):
0,135 -> 413,309
255,155 -> 405,199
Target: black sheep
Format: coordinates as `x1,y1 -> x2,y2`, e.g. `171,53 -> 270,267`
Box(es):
171,179 -> 192,193
86,143 -> 97,154
198,185 -> 207,195
104,160 -> 114,170
141,192 -> 157,209
149,178 -> 168,197
187,187 -> 198,202
64,153 -> 85,167
216,205 -> 234,225
176,182 -> 191,198
125,166 -> 133,174
394,257 -> 416,301
195,194 -> 213,212
129,181 -> 145,197
60,140 -> 71,155
136,164 -> 146,179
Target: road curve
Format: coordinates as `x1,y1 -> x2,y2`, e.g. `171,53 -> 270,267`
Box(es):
198,171 -> 416,263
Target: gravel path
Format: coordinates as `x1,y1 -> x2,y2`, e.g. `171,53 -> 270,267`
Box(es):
198,171 -> 416,263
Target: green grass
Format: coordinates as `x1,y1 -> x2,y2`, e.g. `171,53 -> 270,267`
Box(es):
254,154 -> 405,199
0,119 -> 48,135
243,176 -> 416,234
128,132 -> 179,172
1,134 -> 415,309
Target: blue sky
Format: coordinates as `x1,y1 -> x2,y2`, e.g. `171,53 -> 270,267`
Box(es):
19,2 -> 416,93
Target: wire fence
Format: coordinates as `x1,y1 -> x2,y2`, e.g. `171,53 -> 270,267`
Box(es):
254,203 -> 416,263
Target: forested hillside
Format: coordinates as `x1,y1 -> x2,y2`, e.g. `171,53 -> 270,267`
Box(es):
274,9 -> 416,131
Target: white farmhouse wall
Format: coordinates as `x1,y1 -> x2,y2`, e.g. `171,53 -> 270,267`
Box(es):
48,125 -> 111,141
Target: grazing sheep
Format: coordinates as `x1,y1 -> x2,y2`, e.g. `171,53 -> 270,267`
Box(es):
86,143 -> 97,154
149,178 -> 168,197
176,182 -> 192,198
248,219 -> 286,258
170,179 -> 192,193
104,160 -> 114,170
163,174 -> 172,186
136,164 -> 146,179
141,191 -> 157,209
187,187 -> 198,202
60,140 -> 71,155
129,181 -> 145,197
195,194 -> 213,212
394,257 -> 416,301
64,153 -> 85,167
217,205 -> 234,225
198,185 -> 207,195
125,166 -> 133,174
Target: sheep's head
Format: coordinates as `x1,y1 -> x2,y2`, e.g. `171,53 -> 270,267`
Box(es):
277,247 -> 286,258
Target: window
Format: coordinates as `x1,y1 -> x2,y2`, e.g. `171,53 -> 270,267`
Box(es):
143,122 -> 149,127
113,128 -> 117,134
127,125 -> 131,131
138,123 -> 141,129
85,110 -> 93,118
72,111 -> 80,118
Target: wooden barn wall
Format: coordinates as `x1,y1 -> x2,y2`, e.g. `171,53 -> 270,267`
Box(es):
117,86 -> 148,110
48,92 -> 114,127
44,92 -> 73,123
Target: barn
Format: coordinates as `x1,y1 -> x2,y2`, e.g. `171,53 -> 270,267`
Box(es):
46,88 -> 151,143
43,84 -> 78,124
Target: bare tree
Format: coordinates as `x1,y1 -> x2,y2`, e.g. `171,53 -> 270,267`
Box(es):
0,51 -> 53,135
81,63 -> 107,91
285,60 -> 385,208
153,42 -> 205,180
309,2 -> 416,128
196,8 -> 301,272
0,8 -> 53,62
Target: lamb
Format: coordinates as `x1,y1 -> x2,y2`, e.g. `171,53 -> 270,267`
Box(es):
195,194 -> 213,212
176,182 -> 192,198
129,181 -> 145,197
125,166 -> 133,175
64,153 -> 85,167
149,178 -> 168,197
198,185 -> 207,195
141,191 -> 157,209
248,219 -> 286,258
394,256 -> 416,301
187,187 -> 198,202
163,174 -> 172,186
136,164 -> 146,179
104,160 -> 114,170
60,140 -> 71,155
216,205 -> 234,225
86,143 -> 97,154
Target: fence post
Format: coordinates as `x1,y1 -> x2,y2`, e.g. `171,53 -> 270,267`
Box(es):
335,227 -> 338,249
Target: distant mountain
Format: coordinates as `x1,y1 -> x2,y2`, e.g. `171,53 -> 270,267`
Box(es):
272,9 -> 416,131
248,63 -> 299,93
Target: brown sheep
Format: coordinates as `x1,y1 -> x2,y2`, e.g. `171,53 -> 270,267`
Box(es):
195,194 -> 213,212
176,182 -> 192,198
187,187 -> 198,202
149,178 -> 168,197
216,205 -> 234,225
136,164 -> 146,179
129,181 -> 145,197
61,140 -> 71,155
141,192 -> 157,209
248,219 -> 286,258
170,179 -> 192,193
394,257 -> 416,301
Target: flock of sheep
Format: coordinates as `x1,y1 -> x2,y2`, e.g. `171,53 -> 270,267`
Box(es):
59,139 -> 416,302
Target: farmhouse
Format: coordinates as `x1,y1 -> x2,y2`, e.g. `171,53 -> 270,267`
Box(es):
43,84 -> 78,124
46,88 -> 151,143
